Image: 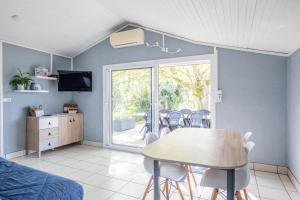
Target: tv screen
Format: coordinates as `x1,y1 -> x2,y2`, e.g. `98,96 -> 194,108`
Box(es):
58,70 -> 92,91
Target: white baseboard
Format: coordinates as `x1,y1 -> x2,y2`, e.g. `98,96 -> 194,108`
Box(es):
251,163 -> 288,174
5,150 -> 26,159
288,169 -> 300,192
83,140 -> 103,147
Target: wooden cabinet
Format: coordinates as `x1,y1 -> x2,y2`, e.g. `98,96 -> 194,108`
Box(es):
27,113 -> 83,157
58,115 -> 69,146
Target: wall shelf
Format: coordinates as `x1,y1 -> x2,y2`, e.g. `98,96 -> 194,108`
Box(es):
34,76 -> 57,80
14,90 -> 49,93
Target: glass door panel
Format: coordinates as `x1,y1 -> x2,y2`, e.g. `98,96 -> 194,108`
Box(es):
111,68 -> 152,148
158,62 -> 211,135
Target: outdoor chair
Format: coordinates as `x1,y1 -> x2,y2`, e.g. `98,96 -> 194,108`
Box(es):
167,111 -> 182,131
180,109 -> 192,127
199,109 -> 211,128
140,111 -> 152,139
189,111 -> 204,128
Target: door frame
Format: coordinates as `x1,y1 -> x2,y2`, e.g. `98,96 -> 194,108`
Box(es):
102,52 -> 218,152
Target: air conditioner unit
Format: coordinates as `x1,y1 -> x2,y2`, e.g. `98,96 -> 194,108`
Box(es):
110,28 -> 144,48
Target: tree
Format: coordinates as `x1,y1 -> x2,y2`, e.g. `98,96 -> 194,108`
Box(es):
159,81 -> 183,110
159,64 -> 210,109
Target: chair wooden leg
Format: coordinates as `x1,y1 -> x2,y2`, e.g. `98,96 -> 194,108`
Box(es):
175,182 -> 185,200
162,180 -> 167,193
236,191 -> 243,200
165,179 -> 170,200
243,189 -> 249,200
211,188 -> 218,200
142,176 -> 153,200
186,173 -> 193,200
188,165 -> 197,187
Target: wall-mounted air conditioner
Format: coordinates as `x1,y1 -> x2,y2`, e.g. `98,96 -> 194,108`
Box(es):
110,28 -> 144,48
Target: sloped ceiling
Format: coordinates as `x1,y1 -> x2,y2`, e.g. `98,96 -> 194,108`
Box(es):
0,0 -> 300,57
0,0 -> 124,57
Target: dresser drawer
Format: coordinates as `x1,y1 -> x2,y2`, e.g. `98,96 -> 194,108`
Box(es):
39,117 -> 58,129
39,138 -> 58,151
39,128 -> 58,141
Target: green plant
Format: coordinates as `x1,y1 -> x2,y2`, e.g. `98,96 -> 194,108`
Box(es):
9,68 -> 33,88
160,81 -> 183,110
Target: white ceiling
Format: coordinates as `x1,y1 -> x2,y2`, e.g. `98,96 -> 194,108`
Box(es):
0,0 -> 300,57
0,0 -> 124,57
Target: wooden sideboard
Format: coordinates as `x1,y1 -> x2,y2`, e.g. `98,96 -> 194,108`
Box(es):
26,113 -> 83,157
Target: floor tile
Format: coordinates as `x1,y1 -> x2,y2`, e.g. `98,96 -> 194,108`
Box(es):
84,188 -> 114,200
80,183 -> 96,194
52,166 -> 78,176
256,176 -> 285,189
119,182 -> 146,198
65,169 -> 93,181
82,174 -> 111,187
288,191 -> 300,200
255,171 -> 280,180
108,193 -> 137,200
259,186 -> 291,200
82,173 -> 129,191
280,175 -> 298,192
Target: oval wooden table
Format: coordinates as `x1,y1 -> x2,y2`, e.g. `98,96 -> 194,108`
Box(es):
142,128 -> 247,200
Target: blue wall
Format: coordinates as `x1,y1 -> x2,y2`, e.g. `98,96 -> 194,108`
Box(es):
74,26 -> 288,165
217,49 -> 287,165
73,28 -> 213,143
287,48 -> 300,180
3,43 -> 72,154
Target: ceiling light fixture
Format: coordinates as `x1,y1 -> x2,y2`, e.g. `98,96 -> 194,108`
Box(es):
146,34 -> 182,54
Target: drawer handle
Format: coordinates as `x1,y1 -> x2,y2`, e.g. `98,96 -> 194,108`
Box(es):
48,122 -> 51,126
48,143 -> 51,146
70,120 -> 72,123
73,118 -> 75,122
48,132 -> 51,136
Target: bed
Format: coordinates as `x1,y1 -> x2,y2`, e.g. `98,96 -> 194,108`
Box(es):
0,157 -> 83,200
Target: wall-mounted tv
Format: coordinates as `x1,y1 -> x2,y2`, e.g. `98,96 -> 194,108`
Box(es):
58,70 -> 92,92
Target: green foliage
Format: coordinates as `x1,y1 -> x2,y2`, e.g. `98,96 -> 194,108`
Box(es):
159,64 -> 210,109
159,81 -> 183,110
133,88 -> 151,113
111,64 -> 211,120
9,68 -> 33,88
112,68 -> 151,120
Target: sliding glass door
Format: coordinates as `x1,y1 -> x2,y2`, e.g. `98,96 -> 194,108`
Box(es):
103,55 -> 216,151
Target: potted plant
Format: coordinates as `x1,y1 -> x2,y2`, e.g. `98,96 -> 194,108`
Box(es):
9,68 -> 33,90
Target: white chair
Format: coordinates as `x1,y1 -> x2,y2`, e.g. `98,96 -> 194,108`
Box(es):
142,133 -> 190,200
200,141 -> 255,200
243,131 -> 253,144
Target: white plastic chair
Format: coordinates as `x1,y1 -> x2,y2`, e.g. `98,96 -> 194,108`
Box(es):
243,131 -> 253,144
142,133 -> 189,200
200,141 -> 255,200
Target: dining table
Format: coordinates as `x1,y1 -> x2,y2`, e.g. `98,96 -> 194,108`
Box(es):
142,128 -> 247,200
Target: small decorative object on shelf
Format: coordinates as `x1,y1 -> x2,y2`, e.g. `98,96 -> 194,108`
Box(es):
9,68 -> 33,90
64,103 -> 79,113
35,67 -> 49,77
28,105 -> 44,117
30,82 -> 42,90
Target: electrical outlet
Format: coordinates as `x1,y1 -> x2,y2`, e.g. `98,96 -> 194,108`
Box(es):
3,98 -> 12,103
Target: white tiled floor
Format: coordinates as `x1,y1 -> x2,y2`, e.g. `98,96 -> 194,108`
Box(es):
11,144 -> 300,200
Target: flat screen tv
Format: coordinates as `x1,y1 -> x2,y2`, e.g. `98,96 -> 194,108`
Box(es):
58,70 -> 92,92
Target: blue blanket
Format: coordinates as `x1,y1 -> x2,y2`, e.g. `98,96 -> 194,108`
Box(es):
0,157 -> 83,200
